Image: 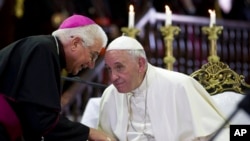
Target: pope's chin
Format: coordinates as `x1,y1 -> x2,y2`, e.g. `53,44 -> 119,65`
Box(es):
114,85 -> 129,93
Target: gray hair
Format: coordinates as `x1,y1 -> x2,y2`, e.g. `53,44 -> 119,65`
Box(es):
127,49 -> 148,62
52,24 -> 108,48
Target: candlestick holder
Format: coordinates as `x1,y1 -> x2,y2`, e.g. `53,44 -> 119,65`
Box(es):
160,25 -> 181,70
202,25 -> 223,62
121,27 -> 140,38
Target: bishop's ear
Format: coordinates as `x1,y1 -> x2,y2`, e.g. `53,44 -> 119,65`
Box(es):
71,36 -> 82,50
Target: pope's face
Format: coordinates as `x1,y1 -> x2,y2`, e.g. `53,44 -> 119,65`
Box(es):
104,50 -> 145,93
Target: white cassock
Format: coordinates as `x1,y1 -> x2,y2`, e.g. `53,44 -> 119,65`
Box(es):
98,63 -> 229,141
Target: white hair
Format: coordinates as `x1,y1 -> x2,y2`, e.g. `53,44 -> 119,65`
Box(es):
127,49 -> 148,62
52,24 -> 108,48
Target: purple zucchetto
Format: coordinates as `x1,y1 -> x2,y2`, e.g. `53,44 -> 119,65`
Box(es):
59,14 -> 95,29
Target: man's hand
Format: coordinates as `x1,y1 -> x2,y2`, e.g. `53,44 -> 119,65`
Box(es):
88,128 -> 116,141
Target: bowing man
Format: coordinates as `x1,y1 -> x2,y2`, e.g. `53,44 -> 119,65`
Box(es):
0,14 -> 115,141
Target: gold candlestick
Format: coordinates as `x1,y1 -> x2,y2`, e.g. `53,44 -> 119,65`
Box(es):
202,25 -> 223,62
160,25 -> 181,70
121,27 -> 140,38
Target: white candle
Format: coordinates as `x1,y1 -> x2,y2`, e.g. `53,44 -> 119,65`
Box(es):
128,4 -> 135,28
165,5 -> 172,26
208,9 -> 216,27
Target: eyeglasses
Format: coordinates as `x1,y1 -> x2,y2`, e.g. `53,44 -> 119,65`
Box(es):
89,50 -> 99,62
80,39 -> 99,62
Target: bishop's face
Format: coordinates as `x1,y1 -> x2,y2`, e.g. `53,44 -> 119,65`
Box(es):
65,37 -> 102,75
104,50 -> 145,93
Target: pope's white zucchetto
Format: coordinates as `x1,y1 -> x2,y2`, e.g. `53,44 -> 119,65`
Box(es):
106,36 -> 143,51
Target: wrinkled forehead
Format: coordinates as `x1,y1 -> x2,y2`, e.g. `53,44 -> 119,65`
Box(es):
105,50 -> 130,59
104,50 -> 132,65
91,40 -> 104,52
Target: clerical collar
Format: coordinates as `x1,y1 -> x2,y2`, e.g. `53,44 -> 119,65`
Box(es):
53,36 -> 66,68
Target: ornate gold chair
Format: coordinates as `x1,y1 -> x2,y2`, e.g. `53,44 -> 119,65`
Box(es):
190,61 -> 249,96
190,60 -> 250,125
189,25 -> 250,125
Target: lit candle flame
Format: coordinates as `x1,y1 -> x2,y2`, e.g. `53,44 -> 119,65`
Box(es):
128,4 -> 135,28
208,9 -> 216,27
165,5 -> 172,26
